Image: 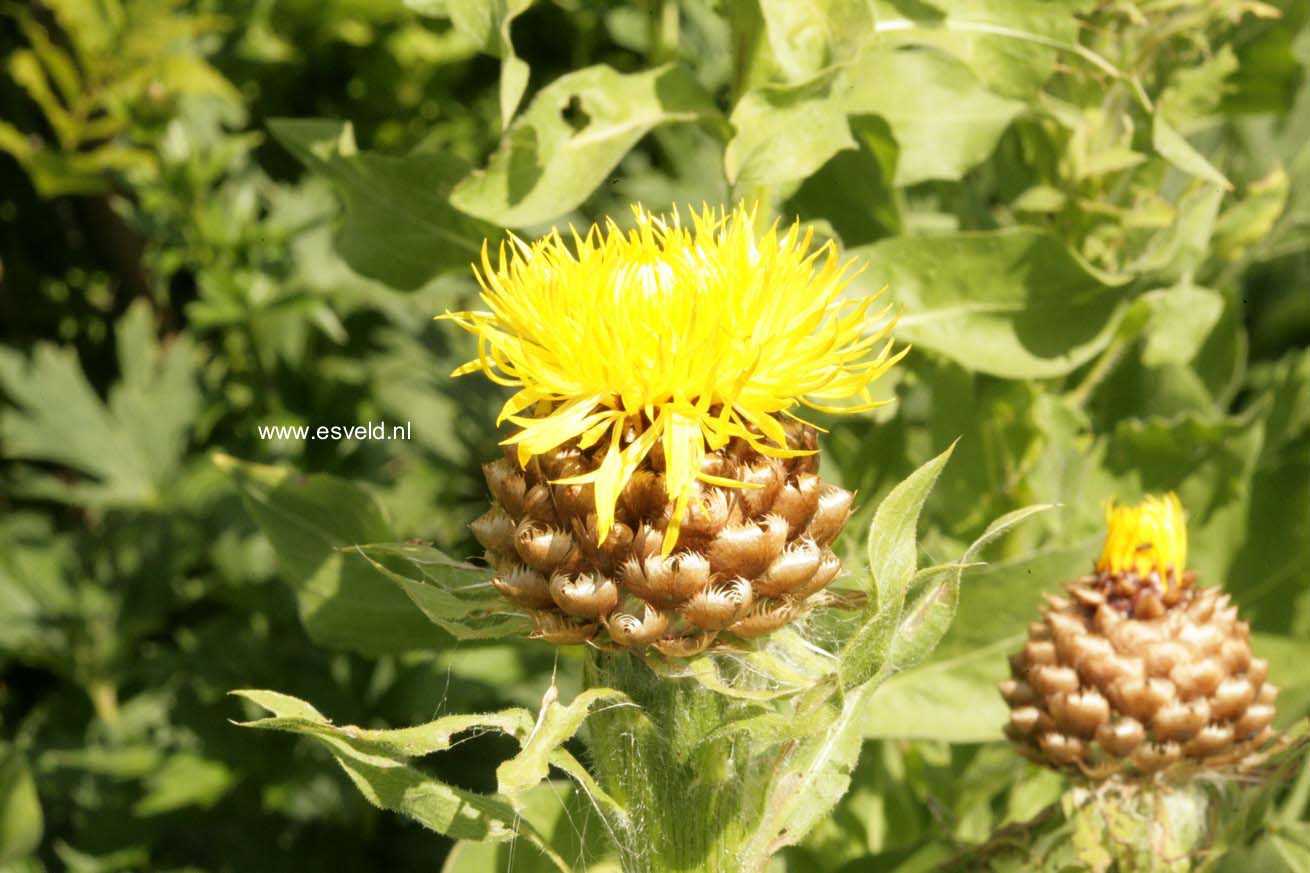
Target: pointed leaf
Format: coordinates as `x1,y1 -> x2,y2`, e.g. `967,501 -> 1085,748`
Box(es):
1153,114 -> 1232,190
839,443 -> 955,688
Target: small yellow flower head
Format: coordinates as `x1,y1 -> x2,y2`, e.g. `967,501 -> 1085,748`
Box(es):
1095,492 -> 1188,589
442,203 -> 905,552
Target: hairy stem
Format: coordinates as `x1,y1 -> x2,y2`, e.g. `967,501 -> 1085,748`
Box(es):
583,651 -> 768,873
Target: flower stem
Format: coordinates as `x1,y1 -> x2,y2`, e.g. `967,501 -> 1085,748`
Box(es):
583,651 -> 768,873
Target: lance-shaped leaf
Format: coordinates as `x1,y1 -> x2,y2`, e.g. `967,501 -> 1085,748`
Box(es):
231,689 -> 553,850
352,541 -> 533,640
215,454 -> 450,655
837,443 -> 955,689
889,503 -> 1055,670
738,680 -> 879,867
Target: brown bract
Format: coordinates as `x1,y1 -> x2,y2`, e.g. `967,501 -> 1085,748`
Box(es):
471,421 -> 855,654
1001,575 -> 1278,780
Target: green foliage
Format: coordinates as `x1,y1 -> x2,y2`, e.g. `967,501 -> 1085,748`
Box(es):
0,0 -> 235,196
3,0 -> 1309,869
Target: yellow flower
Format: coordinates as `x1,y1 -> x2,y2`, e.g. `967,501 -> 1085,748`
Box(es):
441,203 -> 905,551
1095,492 -> 1188,587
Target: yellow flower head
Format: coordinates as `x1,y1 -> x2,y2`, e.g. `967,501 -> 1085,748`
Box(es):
442,203 -> 905,552
1096,492 -> 1188,588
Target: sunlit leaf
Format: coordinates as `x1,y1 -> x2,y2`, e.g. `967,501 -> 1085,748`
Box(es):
450,64 -> 722,227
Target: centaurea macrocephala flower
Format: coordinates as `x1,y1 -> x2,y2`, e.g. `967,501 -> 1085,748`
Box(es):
443,203 -> 905,653
444,203 -> 902,549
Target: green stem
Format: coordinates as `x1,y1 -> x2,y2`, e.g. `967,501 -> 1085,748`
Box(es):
582,651 -> 767,873
1067,336 -> 1127,410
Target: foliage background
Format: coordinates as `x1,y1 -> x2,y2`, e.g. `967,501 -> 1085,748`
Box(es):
1,0 -> 1309,870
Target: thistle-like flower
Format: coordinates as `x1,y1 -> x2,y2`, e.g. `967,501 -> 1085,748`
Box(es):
1001,494 -> 1278,779
444,203 -> 904,654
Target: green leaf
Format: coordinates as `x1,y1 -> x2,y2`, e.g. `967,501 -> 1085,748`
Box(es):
869,0 -> 1083,99
0,745 -> 42,865
739,682 -> 879,866
840,47 -> 1025,186
132,753 -> 236,817
447,0 -> 533,127
1140,281 -> 1225,367
1152,113 -> 1232,190
351,542 -> 533,640
1130,185 -> 1225,281
268,118 -> 494,290
726,46 -> 1023,190
231,690 -> 552,848
215,454 -> 450,655
889,504 -> 1054,670
725,73 -> 855,187
866,444 -> 956,617
442,781 -> 622,873
496,687 -> 631,798
0,301 -> 198,508
231,689 -> 534,756
8,49 -> 75,147
450,64 -> 721,227
848,228 -> 1133,379
757,0 -> 872,81
863,640 -> 1015,742
838,443 -> 955,689
1212,165 -> 1289,263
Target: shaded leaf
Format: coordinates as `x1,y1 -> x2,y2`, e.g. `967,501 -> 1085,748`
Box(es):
215,454 -> 450,655
0,301 -> 197,508
269,118 -> 493,289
